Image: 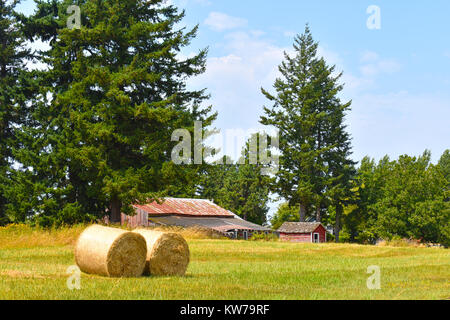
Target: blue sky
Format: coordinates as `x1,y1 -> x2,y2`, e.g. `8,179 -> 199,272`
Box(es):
17,0 -> 450,164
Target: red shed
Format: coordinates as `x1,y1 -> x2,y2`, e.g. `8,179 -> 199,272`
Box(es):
277,222 -> 327,243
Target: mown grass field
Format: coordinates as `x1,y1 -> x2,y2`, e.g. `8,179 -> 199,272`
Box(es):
0,225 -> 448,300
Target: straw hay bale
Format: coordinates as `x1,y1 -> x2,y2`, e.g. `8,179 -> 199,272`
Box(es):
75,225 -> 147,278
134,229 -> 190,276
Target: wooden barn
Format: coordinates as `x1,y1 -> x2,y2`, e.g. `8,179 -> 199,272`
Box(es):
121,198 -> 271,240
277,222 -> 327,243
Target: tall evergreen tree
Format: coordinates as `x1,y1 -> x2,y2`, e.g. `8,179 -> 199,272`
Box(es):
220,135 -> 270,224
15,0 -> 215,225
0,0 -> 33,225
260,25 -> 354,224
197,155 -> 234,203
325,110 -> 356,241
198,135 -> 271,225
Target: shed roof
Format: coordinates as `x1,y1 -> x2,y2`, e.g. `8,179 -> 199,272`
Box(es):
148,215 -> 271,233
134,198 -> 235,217
277,222 -> 324,234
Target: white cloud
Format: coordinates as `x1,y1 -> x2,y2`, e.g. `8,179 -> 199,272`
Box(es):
348,91 -> 450,163
356,51 -> 402,77
204,12 -> 247,32
166,0 -> 211,7
283,31 -> 296,38
339,51 -> 402,95
360,50 -> 379,63
316,51 -> 447,162
317,45 -> 344,69
186,29 -> 446,166
186,30 -> 289,161
360,58 -> 401,77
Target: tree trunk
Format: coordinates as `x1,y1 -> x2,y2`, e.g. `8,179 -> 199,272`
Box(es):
334,204 -> 342,243
110,198 -> 122,224
299,204 -> 306,222
315,206 -> 321,222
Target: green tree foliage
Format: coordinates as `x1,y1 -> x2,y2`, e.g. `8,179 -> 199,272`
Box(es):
198,135 -> 271,225
438,149 -> 450,189
0,0 -> 34,225
270,202 -> 299,230
12,0 -> 215,225
260,25 -> 354,225
341,156 -> 392,243
342,151 -> 449,246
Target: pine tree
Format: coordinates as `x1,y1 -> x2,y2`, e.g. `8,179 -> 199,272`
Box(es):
260,25 -> 354,224
0,0 -> 33,225
220,134 -> 270,224
16,0 -> 215,225
325,105 -> 356,241
198,135 -> 271,224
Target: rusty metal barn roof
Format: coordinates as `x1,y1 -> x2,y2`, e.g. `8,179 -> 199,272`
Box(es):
149,215 -> 271,233
277,222 -> 323,234
133,198 -> 235,217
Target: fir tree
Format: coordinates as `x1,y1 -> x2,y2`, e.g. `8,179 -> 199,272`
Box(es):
16,0 -> 215,224
260,25 -> 355,224
198,135 -> 271,224
0,0 -> 33,225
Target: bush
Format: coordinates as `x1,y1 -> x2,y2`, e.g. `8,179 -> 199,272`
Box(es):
338,230 -> 351,243
355,230 -> 377,245
439,225 -> 450,248
250,232 -> 279,242
326,232 -> 335,242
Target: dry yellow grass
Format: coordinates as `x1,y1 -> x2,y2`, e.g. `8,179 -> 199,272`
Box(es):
0,225 -> 448,300
145,225 -> 226,240
0,223 -> 224,251
0,224 -> 86,249
376,239 -> 428,248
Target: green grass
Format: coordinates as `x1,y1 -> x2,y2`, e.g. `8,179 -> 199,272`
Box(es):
0,225 -> 449,300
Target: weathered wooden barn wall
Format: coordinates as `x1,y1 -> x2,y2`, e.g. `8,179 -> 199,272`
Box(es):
279,232 -> 312,242
279,225 -> 327,243
121,208 -> 149,228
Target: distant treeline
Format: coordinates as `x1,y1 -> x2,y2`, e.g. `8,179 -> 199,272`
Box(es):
272,150 -> 450,246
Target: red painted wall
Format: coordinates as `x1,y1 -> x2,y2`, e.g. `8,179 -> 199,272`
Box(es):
280,232 -> 311,242
315,225 -> 326,242
280,225 -> 327,243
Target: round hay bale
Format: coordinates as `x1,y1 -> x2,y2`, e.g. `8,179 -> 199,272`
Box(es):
133,229 -> 190,276
75,225 -> 147,278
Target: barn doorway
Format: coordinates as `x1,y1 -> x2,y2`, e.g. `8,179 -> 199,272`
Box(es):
313,233 -> 320,243
243,231 -> 248,240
